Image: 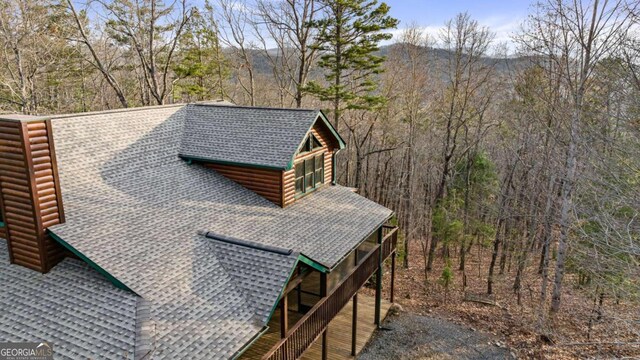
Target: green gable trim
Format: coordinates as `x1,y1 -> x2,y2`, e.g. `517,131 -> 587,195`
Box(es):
263,253 -> 328,327
286,111 -> 346,171
179,155 -> 287,171
48,230 -> 136,294
298,253 -> 330,273
264,257 -> 300,325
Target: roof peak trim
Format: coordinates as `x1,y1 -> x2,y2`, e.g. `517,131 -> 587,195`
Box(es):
193,103 -> 319,112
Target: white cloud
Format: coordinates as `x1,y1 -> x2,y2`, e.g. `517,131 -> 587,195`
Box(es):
384,15 -> 524,52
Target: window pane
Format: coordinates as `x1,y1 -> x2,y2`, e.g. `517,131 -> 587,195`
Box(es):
305,159 -> 314,175
305,173 -> 314,190
303,137 -> 312,152
315,155 -> 324,185
295,178 -> 304,194
312,134 -> 322,149
295,162 -> 304,177
295,162 -> 304,194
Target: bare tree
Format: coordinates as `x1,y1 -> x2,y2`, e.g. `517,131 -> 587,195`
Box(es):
520,0 -> 637,313
426,13 -> 495,271
216,0 -> 257,106
255,0 -> 321,108
63,0 -> 129,108
100,0 -> 192,105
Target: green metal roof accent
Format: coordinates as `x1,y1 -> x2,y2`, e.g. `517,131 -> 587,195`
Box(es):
179,155 -> 287,171
48,230 -> 136,294
298,253 -> 330,273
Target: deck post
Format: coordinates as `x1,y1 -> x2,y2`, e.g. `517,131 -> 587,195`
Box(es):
391,251 -> 396,303
320,272 -> 328,360
280,295 -> 288,338
374,227 -> 383,327
351,293 -> 358,356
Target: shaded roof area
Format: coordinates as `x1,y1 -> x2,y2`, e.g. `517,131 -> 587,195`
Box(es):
179,104 -> 330,169
0,239 -> 138,360
38,104 -> 391,358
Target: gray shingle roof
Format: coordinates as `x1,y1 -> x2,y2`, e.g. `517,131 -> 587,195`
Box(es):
179,104 -> 322,169
0,239 -> 138,360
1,103 -> 392,359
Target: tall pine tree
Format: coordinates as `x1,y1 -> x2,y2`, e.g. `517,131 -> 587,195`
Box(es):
306,0 -> 398,129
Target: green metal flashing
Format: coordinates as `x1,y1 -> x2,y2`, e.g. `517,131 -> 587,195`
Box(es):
48,231 -> 135,294
231,325 -> 269,360
179,155 -> 286,171
298,253 -> 330,273
0,221 -> 4,227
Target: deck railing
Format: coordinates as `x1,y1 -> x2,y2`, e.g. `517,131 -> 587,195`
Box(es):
263,226 -> 398,360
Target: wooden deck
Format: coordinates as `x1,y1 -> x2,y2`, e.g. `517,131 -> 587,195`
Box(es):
240,293 -> 391,359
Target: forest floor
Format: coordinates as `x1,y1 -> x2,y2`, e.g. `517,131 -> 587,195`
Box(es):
362,240 -> 640,359
360,312 -> 515,359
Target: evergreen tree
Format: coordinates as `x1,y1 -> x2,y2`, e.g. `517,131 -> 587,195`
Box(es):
306,0 -> 398,129
173,3 -> 229,102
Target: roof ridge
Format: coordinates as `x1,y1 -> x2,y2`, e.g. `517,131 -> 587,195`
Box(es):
192,103 -> 319,112
50,103 -> 185,120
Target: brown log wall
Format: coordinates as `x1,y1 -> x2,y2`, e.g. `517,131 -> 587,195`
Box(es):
0,118 -> 65,272
204,163 -> 284,206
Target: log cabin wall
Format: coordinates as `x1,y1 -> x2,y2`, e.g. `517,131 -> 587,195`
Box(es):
283,122 -> 338,207
0,116 -> 66,273
203,163 -> 284,206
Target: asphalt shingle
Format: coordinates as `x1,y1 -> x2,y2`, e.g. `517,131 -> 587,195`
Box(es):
179,104 -> 321,169
0,239 -> 138,360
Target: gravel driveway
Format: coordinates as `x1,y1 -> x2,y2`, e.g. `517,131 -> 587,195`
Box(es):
359,312 -> 515,360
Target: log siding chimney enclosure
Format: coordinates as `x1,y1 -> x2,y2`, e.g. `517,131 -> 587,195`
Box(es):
0,115 -> 65,272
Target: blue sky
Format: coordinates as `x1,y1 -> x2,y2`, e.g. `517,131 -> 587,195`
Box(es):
382,0 -> 534,46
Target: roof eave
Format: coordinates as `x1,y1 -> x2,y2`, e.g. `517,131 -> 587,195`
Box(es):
179,155 -> 288,171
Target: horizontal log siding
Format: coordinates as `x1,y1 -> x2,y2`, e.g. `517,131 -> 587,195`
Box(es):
283,123 -> 336,207
0,119 -> 65,272
283,168 -> 295,207
34,121 -> 66,267
204,163 -> 284,206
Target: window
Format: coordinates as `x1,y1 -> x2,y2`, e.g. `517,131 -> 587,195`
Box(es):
299,134 -> 323,154
315,155 -> 324,185
294,154 -> 325,196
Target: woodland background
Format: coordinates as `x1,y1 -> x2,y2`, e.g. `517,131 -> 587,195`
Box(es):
1,0 -> 639,358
